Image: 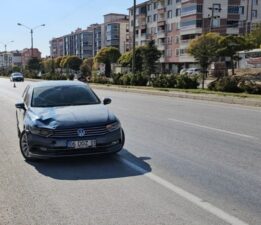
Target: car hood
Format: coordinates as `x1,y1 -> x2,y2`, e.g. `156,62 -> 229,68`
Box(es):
27,104 -> 117,129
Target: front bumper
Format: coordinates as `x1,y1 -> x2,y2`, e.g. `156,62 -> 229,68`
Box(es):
12,78 -> 24,82
26,128 -> 124,158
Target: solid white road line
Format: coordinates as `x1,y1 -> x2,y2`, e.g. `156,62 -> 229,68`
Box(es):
168,118 -> 257,140
121,158 -> 249,225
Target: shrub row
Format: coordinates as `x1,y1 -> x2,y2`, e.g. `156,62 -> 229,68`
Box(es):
42,72 -> 67,80
90,73 -> 199,89
208,76 -> 261,94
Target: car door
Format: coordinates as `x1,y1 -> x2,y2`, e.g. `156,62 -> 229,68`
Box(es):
17,85 -> 30,133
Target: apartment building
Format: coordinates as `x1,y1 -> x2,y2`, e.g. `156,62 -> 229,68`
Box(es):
21,48 -> 41,66
129,0 -> 261,73
50,14 -> 129,58
0,51 -> 22,69
50,37 -> 64,58
103,13 -> 130,53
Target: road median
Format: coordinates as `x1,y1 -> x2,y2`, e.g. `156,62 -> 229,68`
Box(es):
90,84 -> 261,107
1,77 -> 260,107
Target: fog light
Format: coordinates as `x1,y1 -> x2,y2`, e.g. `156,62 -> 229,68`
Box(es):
112,141 -> 119,145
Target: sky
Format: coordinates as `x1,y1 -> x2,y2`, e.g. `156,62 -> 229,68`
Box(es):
0,0 -> 144,57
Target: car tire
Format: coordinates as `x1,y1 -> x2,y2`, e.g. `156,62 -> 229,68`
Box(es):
19,131 -> 38,162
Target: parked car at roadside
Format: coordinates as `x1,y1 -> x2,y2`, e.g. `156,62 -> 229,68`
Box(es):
10,72 -> 24,82
15,81 -> 125,161
186,68 -> 201,76
180,68 -> 188,75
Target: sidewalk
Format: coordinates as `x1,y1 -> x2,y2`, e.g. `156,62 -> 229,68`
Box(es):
90,84 -> 261,107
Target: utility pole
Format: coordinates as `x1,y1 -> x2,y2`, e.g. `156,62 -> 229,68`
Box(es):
132,0 -> 136,74
208,6 -> 222,32
31,29 -> 34,57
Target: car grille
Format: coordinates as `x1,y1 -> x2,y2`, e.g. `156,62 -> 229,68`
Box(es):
51,125 -> 110,138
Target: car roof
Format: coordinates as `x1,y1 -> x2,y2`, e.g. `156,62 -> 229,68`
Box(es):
30,80 -> 89,89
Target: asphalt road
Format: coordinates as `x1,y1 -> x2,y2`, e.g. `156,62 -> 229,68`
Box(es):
0,78 -> 260,225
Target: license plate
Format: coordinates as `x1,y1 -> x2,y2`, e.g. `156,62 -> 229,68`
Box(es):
67,140 -> 96,149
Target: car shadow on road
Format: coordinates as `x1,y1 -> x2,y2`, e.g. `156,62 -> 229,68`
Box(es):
27,149 -> 152,180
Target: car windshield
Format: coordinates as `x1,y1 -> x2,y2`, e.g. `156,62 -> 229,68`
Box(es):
31,85 -> 100,107
12,73 -> 23,77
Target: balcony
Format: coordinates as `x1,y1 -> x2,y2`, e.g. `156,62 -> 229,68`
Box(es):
226,27 -> 239,35
157,30 -> 166,38
157,20 -> 166,27
158,7 -> 166,15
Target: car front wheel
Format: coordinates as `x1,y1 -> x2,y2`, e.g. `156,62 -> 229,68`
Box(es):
19,131 -> 37,161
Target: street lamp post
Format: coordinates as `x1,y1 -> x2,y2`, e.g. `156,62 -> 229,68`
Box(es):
17,23 -> 45,58
0,40 -> 14,69
132,0 -> 136,74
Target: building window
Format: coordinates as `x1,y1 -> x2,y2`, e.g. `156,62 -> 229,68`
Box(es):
228,6 -> 240,14
167,23 -> 172,32
147,4 -> 152,11
252,10 -> 258,18
212,18 -> 220,28
153,14 -> 158,22
180,20 -> 202,28
252,0 -> 258,5
175,49 -> 180,56
239,6 -> 245,15
166,49 -> 172,57
167,37 -> 172,44
147,16 -> 152,22
181,5 -> 202,16
154,2 -> 158,9
227,20 -> 239,27
167,0 -> 172,5
167,10 -> 173,18
180,48 -> 188,56
175,35 -> 180,44
176,22 -> 180,30
176,8 -> 181,16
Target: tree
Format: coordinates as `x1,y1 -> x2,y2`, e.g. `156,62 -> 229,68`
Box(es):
60,56 -> 69,69
80,58 -> 92,77
42,58 -> 55,73
65,56 -> 83,72
95,47 -> 121,76
118,51 -> 132,67
141,40 -> 161,75
217,35 -> 249,75
55,56 -> 63,69
188,32 -> 221,88
248,23 -> 261,48
118,47 -> 144,72
12,65 -> 21,72
27,57 -> 41,71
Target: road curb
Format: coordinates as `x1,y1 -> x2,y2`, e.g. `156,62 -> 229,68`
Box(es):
90,84 -> 261,107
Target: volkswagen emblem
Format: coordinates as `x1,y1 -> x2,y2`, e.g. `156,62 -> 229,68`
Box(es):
77,128 -> 86,137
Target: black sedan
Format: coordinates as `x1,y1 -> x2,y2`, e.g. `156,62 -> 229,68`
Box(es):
15,81 -> 125,161
10,72 -> 24,82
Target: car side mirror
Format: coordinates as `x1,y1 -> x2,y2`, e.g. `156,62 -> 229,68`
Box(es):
15,102 -> 26,110
103,98 -> 112,105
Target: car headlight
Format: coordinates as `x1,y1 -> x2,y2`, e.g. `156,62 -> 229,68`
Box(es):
106,122 -> 121,132
29,126 -> 53,137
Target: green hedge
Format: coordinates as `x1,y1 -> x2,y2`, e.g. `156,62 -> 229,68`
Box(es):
42,73 -> 67,80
